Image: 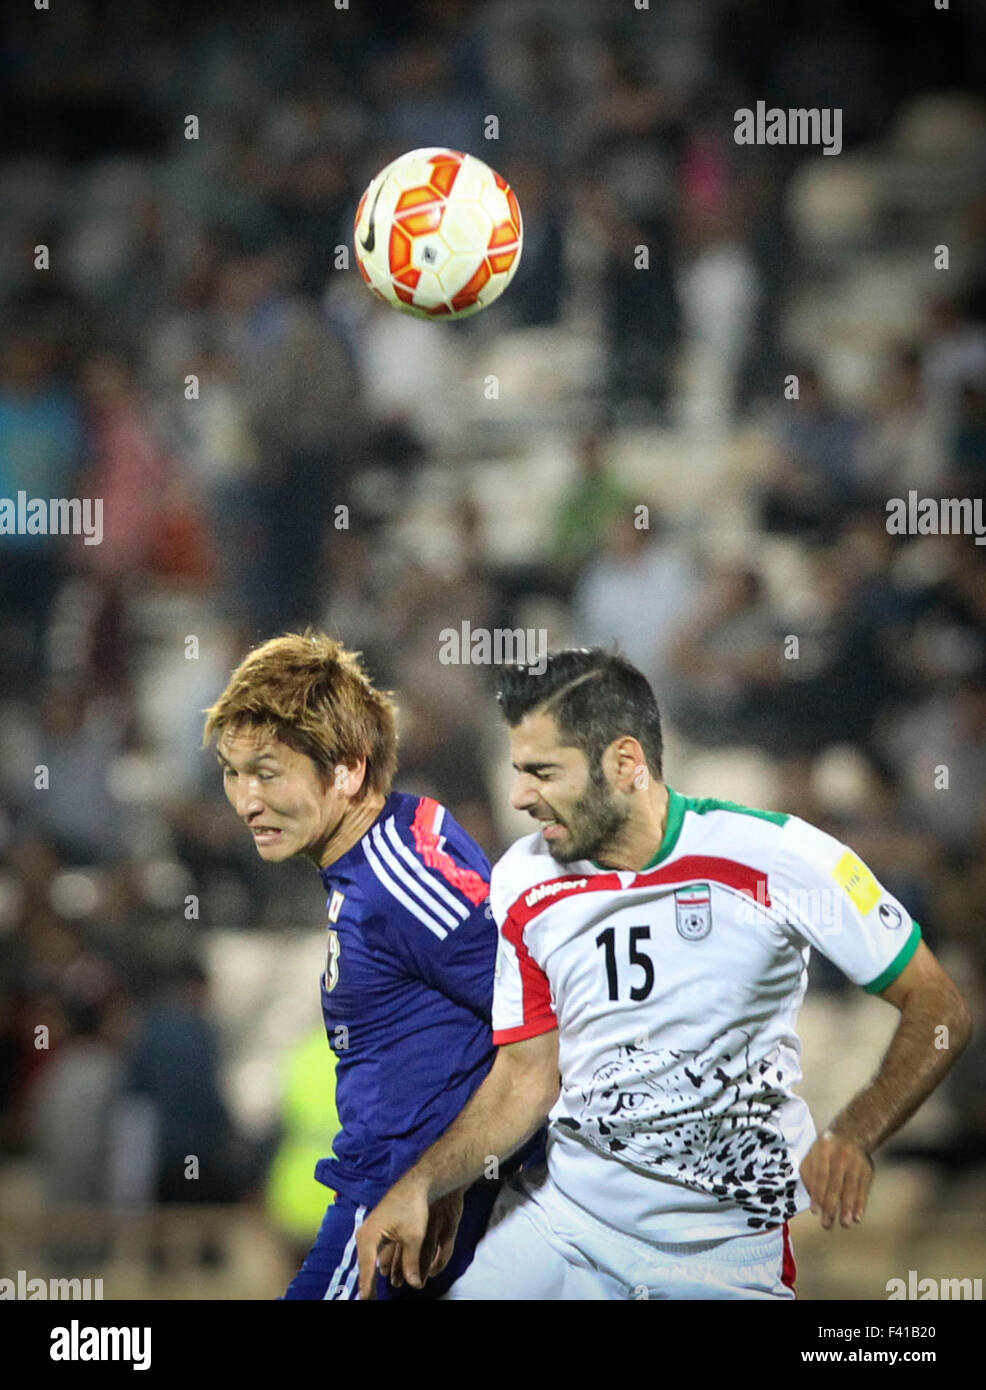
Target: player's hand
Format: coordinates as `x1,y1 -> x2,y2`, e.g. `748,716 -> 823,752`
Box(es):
356,1177 -> 431,1300
419,1187 -> 465,1282
800,1130 -> 874,1230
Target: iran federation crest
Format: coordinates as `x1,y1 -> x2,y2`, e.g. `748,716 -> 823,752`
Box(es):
675,883 -> 712,940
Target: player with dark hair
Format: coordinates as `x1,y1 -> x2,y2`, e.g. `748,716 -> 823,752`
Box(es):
356,647 -> 971,1300
204,630 -> 539,1299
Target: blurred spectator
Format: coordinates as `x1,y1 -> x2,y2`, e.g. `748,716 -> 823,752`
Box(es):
952,380 -> 986,497
676,102 -> 761,432
768,545 -> 903,756
760,362 -> 867,538
921,294 -> 986,434
76,351 -> 213,586
590,178 -> 680,421
29,1000 -> 123,1203
551,431 -> 636,588
571,512 -> 697,689
155,346 -> 260,622
265,1027 -> 340,1271
27,996 -> 126,1267
0,334 -> 84,674
767,0 -> 888,148
223,252 -> 364,630
858,344 -> 947,497
501,158 -> 566,328
881,668 -> 986,864
371,36 -> 487,156
677,230 -> 760,433
25,684 -> 128,865
668,564 -> 783,745
126,961 -> 238,1205
0,336 -> 83,503
902,535 -> 986,688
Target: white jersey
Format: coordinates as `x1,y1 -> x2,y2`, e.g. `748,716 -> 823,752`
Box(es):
491,786 -> 921,1242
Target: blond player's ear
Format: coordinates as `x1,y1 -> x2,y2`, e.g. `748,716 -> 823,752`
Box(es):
334,757 -> 369,797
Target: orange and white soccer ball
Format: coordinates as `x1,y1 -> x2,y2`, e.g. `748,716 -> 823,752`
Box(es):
353,147 -> 523,319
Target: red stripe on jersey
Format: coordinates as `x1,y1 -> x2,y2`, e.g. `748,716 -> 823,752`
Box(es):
505,870 -> 624,931
410,796 -> 489,906
633,855 -> 771,906
781,1221 -> 797,1295
500,910 -> 557,1037
492,1018 -> 558,1045
504,856 -> 770,931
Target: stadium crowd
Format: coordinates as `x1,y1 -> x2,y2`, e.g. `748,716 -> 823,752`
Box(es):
1,0 -> 985,1269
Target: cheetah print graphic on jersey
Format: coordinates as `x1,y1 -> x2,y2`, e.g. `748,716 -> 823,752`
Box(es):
558,1030 -> 800,1228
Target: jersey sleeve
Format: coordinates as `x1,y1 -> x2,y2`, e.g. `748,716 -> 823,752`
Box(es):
489,857 -> 558,1045
363,800 -> 495,1021
772,816 -> 921,993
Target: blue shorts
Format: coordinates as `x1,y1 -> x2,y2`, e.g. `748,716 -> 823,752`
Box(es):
282,1178 -> 502,1300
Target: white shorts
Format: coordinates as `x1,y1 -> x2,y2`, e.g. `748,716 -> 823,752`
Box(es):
445,1172 -> 797,1301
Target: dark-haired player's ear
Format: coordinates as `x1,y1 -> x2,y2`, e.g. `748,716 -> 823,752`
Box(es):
334,765 -> 350,790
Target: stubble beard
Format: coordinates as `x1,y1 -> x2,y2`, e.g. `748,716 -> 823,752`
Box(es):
550,769 -> 631,865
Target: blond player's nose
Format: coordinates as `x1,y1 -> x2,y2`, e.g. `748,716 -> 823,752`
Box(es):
237,778 -> 264,819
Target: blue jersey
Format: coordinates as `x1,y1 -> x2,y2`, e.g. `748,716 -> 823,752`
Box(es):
315,790 -> 498,1206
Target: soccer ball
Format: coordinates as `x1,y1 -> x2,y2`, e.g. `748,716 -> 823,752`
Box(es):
353,147 -> 523,319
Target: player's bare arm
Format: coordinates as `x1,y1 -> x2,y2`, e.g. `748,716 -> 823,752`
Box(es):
356,1029 -> 560,1298
800,941 -> 972,1231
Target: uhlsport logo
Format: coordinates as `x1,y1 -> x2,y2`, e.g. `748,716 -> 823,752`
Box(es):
525,878 -> 588,910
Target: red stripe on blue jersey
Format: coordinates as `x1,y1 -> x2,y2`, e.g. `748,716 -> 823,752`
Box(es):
411,795 -> 490,905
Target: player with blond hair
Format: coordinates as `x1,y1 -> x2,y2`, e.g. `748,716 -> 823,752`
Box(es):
204,631 -> 538,1299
